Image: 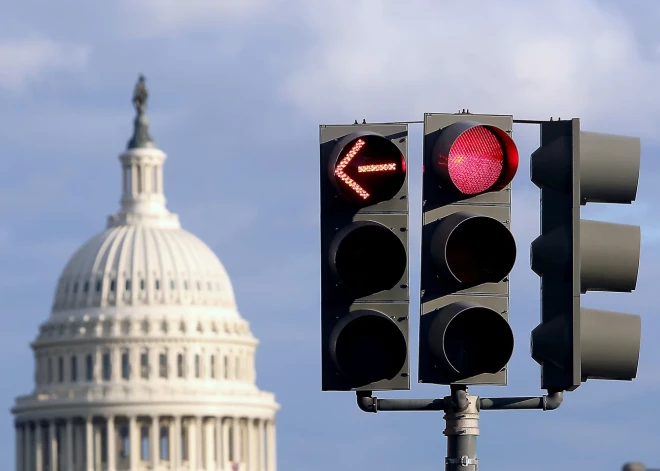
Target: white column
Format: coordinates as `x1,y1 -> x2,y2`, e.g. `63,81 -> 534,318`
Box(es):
94,349 -> 101,383
232,418 -> 240,467
188,418 -> 197,470
222,418 -> 230,467
85,418 -> 93,471
157,166 -> 163,195
35,423 -> 43,471
94,424 -> 102,471
266,421 -> 276,471
106,416 -> 115,471
131,165 -> 138,196
65,419 -> 74,470
49,421 -> 58,471
196,416 -> 203,469
129,416 -> 139,469
214,418 -> 222,471
248,420 -> 257,471
15,422 -> 23,471
111,348 -> 120,382
258,420 -> 265,471
204,419 -> 213,470
151,416 -> 159,469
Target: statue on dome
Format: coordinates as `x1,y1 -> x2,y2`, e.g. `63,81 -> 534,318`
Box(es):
133,74 -> 148,114
127,74 -> 155,149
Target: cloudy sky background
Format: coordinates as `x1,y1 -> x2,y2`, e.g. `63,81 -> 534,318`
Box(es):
1,0 -> 660,469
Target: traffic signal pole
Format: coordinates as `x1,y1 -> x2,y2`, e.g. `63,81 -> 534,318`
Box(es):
357,388 -> 563,471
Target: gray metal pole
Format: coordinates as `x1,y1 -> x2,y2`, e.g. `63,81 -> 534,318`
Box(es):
355,388 -> 562,471
444,386 -> 479,471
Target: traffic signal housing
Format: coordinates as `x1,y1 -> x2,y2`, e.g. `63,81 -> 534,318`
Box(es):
320,124 -> 410,391
530,118 -> 642,392
419,113 -> 518,386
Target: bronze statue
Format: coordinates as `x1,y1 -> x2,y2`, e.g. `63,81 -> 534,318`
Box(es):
132,74 -> 148,114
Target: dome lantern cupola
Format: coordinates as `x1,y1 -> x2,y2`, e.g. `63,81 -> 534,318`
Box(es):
107,75 -> 180,229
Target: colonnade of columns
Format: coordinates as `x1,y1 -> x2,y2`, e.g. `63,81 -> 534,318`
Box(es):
15,414 -> 276,471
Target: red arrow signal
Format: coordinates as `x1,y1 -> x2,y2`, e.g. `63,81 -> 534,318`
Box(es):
335,139 -> 370,199
330,133 -> 406,206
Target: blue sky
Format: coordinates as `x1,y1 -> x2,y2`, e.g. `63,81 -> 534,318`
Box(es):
1,0 -> 660,469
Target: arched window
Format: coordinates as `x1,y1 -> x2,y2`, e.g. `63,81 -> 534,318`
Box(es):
155,279 -> 160,290
102,352 -> 111,380
160,426 -> 169,460
210,355 -> 216,379
86,354 -> 94,381
194,354 -> 200,378
47,357 -> 53,383
121,351 -> 130,380
141,426 -> 149,460
58,356 -> 64,382
141,350 -> 149,379
159,352 -> 168,378
223,355 -> 229,379
96,280 -> 102,292
70,356 -> 78,382
177,354 -> 184,378
119,426 -> 129,459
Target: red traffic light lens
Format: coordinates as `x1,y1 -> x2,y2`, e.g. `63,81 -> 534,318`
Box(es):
432,122 -> 518,195
331,221 -> 406,298
330,133 -> 406,206
330,310 -> 407,386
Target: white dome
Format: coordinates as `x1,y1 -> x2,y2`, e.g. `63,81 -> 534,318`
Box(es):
12,80 -> 278,471
52,224 -> 237,314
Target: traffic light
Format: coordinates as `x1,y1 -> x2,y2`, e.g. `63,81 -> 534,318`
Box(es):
419,113 -> 518,385
320,124 -> 410,391
530,118 -> 642,392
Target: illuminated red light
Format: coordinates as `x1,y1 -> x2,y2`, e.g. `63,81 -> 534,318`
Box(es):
447,126 -> 505,195
358,163 -> 397,173
335,139 -> 370,199
330,133 -> 407,206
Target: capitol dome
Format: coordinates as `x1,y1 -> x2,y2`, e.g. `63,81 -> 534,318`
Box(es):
52,222 -> 238,313
12,76 -> 279,471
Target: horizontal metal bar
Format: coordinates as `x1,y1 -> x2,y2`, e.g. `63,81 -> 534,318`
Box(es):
356,391 -> 446,412
513,119 -> 546,124
479,392 -> 563,411
356,391 -> 563,413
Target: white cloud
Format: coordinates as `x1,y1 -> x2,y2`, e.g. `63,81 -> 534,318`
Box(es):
280,0 -> 660,138
0,37 -> 89,93
119,0 -> 271,37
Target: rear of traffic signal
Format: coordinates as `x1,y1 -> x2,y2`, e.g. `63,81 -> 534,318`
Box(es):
530,118 -> 642,392
419,113 -> 519,386
320,124 -> 410,391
